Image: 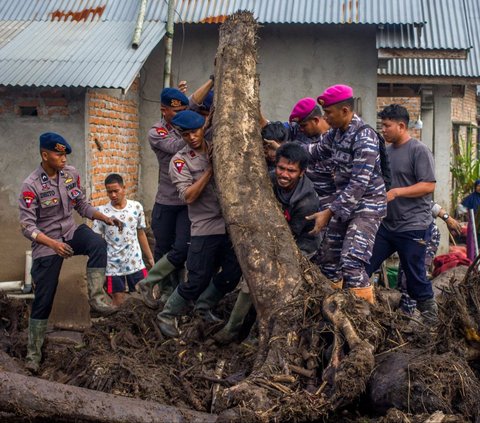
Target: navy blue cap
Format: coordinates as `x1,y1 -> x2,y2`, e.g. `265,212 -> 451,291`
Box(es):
39,132 -> 72,154
171,110 -> 205,130
160,87 -> 189,107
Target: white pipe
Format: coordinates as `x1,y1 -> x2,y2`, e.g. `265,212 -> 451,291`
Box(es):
23,249 -> 32,293
0,280 -> 23,291
470,209 -> 479,257
0,250 -> 33,293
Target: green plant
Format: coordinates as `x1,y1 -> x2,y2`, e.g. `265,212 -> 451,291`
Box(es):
450,128 -> 480,207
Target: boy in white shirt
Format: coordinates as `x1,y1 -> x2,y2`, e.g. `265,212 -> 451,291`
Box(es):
93,174 -> 154,306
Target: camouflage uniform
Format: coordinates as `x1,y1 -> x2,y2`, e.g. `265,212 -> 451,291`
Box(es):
306,114 -> 387,288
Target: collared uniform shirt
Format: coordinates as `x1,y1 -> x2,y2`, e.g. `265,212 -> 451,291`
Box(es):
169,144 -> 226,236
19,164 -> 96,259
306,114 -> 387,222
149,117 -> 186,206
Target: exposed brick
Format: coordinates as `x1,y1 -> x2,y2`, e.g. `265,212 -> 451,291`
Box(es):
44,98 -> 68,107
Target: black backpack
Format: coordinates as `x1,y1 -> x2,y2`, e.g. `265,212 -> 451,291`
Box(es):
352,124 -> 392,191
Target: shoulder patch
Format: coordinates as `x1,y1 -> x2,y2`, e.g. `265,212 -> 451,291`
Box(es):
155,127 -> 169,138
23,191 -> 36,208
173,159 -> 186,174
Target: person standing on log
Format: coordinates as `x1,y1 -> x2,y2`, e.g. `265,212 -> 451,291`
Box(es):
157,110 -> 242,338
366,104 -> 438,325
306,85 -> 387,304
214,142 -> 321,344
19,132 -> 123,373
135,88 -> 191,308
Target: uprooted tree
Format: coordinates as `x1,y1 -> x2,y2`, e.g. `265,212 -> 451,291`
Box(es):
2,10 -> 480,423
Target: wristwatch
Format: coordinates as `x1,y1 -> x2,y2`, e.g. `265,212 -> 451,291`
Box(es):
441,212 -> 449,221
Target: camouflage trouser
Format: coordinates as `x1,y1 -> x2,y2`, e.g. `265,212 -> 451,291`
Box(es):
319,214 -> 381,288
397,222 -> 440,314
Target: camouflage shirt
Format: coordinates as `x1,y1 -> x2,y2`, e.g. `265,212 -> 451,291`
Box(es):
306,114 -> 387,221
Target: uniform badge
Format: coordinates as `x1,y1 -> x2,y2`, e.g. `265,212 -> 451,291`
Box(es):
41,173 -> 49,183
42,183 -> 50,190
155,127 -> 168,138
59,170 -> 65,177
70,188 -> 81,199
23,191 -> 35,208
174,159 -> 186,173
64,177 -> 73,184
170,99 -> 182,107
55,143 -> 66,152
77,175 -> 81,188
189,150 -> 196,157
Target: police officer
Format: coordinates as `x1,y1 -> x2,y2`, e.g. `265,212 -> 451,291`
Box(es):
135,88 -> 191,307
306,85 -> 387,304
19,132 -> 123,373
157,110 -> 242,338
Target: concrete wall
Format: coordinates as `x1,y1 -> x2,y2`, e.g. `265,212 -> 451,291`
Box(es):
0,87 -> 86,280
139,23 -> 378,211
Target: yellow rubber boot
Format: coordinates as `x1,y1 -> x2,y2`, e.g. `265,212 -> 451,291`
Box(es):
349,285 -> 375,304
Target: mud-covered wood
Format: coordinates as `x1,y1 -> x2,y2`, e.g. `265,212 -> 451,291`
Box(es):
0,370 -> 217,423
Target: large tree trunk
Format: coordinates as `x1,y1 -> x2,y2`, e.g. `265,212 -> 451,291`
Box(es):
211,12 -> 380,421
0,370 -> 217,423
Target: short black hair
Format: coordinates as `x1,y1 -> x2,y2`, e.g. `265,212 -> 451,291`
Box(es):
378,104 -> 410,126
331,98 -> 355,111
275,142 -> 309,171
105,173 -> 124,186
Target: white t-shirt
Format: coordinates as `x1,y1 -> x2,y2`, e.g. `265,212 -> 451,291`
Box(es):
92,199 -> 147,276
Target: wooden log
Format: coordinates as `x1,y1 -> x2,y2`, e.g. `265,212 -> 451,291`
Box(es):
0,370 -> 217,423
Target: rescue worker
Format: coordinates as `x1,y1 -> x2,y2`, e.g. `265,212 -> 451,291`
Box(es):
19,132 -> 123,373
262,98 -> 334,211
306,85 -> 387,304
157,110 -> 242,338
214,143 -> 320,344
366,104 -> 438,324
135,88 -> 191,307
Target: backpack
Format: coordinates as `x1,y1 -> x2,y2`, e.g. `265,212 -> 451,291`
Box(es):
352,124 -> 392,191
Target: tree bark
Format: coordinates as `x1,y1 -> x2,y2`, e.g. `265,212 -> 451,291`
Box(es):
0,370 -> 217,423
211,12 -> 377,419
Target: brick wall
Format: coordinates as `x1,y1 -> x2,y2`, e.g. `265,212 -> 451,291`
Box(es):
376,96 -> 422,139
0,86 -> 83,117
452,85 -> 477,124
87,79 -> 140,206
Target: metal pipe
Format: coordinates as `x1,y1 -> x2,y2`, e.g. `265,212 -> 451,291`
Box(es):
163,0 -> 176,88
131,0 -> 148,49
23,250 -> 32,293
0,281 -> 23,292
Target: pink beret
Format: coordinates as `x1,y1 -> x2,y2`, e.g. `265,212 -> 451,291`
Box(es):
289,97 -> 317,122
317,84 -> 353,108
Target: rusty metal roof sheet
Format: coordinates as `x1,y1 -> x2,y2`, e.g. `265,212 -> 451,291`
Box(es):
0,20 -> 166,88
0,0 -> 425,25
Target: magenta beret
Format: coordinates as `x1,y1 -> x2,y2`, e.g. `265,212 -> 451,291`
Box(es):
289,97 -> 317,122
317,84 -> 353,108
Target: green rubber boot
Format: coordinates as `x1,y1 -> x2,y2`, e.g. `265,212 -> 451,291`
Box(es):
194,281 -> 225,323
157,289 -> 189,338
86,268 -> 116,316
25,318 -> 48,374
135,255 -> 176,309
213,291 -> 253,345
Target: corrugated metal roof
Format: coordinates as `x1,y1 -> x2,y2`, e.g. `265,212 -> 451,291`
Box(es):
0,0 -> 425,25
380,0 -> 479,78
0,20 -> 166,88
